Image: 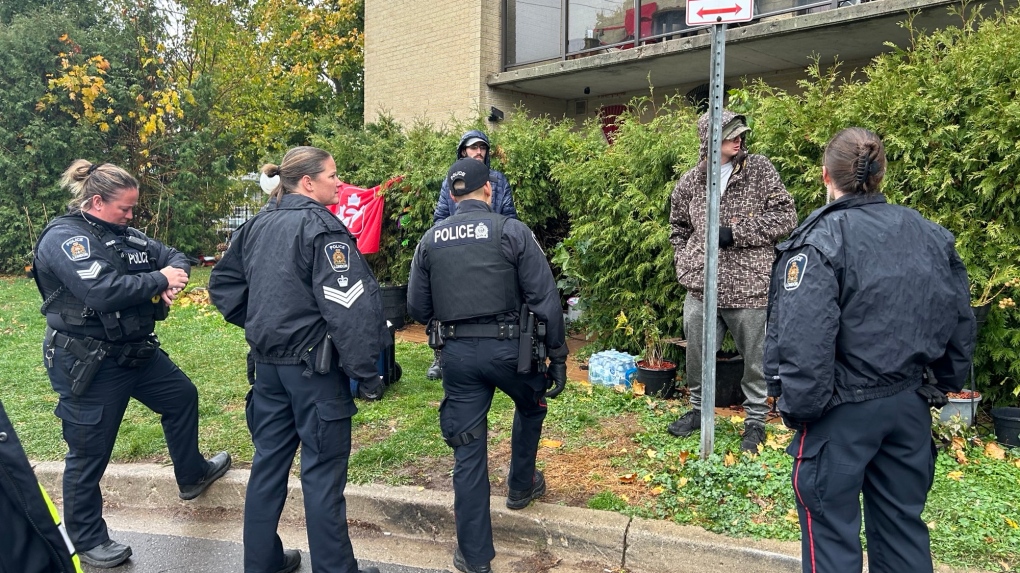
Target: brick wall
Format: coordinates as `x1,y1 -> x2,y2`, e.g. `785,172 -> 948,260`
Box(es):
365,0 -> 566,127
364,0 -> 483,126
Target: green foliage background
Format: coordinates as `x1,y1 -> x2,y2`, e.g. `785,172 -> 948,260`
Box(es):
315,6 -> 1020,404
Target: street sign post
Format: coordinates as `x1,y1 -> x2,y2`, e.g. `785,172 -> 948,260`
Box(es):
686,0 -> 753,26
688,0 -> 748,459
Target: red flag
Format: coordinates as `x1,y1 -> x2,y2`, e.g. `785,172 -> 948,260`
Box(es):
328,182 -> 385,254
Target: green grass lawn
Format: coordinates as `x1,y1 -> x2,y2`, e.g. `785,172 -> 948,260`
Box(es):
2,271 -> 1018,571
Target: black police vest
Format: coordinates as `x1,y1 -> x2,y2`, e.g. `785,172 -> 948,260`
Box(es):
425,210 -> 522,322
33,214 -> 167,342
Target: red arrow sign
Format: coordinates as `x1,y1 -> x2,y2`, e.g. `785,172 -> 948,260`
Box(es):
697,4 -> 741,17
687,0 -> 753,25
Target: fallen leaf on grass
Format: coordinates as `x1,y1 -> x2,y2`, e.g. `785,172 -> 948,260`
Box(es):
677,477 -> 689,487
646,448 -> 658,459
618,473 -> 636,484
729,415 -> 745,425
946,470 -> 964,481
650,486 -> 664,495
926,520 -> 936,530
723,452 -> 736,466
954,449 -> 968,464
539,438 -> 562,449
984,442 -> 1006,460
678,450 -> 690,465
785,509 -> 800,524
951,436 -> 966,451
631,382 -> 645,396
1005,516 -> 1019,529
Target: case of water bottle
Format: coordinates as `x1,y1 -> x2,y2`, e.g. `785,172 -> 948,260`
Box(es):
588,350 -> 637,387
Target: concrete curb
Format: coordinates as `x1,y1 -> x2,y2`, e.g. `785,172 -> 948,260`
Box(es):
33,461 -> 802,572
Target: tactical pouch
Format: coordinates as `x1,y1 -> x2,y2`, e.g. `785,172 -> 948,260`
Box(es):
427,320 -> 445,350
313,334 -> 333,375
517,305 -> 534,374
114,336 -> 160,368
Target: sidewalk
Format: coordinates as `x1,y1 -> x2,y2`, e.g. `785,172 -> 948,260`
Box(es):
32,461 -> 802,573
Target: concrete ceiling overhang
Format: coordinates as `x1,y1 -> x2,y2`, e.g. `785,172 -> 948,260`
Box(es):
488,0 -> 1006,99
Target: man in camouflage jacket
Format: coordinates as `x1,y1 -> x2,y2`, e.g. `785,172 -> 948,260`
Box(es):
666,109 -> 797,452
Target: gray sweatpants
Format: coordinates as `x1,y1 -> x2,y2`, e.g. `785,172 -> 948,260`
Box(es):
683,293 -> 768,425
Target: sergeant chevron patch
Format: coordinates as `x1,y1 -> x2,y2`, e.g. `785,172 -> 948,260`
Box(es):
76,261 -> 102,280
323,280 -> 364,308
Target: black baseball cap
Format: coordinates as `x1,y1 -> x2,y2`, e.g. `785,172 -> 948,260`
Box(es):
447,158 -> 489,196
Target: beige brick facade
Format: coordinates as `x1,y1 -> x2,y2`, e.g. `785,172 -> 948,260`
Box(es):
364,0 -> 563,127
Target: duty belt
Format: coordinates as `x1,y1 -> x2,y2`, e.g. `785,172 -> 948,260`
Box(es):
440,323 -> 520,340
45,327 -> 157,361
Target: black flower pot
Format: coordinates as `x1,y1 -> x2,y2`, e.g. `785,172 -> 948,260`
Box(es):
380,284 -> 407,329
715,351 -> 746,408
991,407 -> 1020,448
972,303 -> 992,333
636,360 -> 677,398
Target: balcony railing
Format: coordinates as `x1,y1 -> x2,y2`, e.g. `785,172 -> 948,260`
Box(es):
503,0 -> 868,69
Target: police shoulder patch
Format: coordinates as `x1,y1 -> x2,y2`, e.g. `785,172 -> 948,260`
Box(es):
784,253 -> 807,291
62,236 -> 91,261
324,241 -> 351,272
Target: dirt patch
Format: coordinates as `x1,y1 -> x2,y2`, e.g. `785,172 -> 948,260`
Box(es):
391,413 -> 653,510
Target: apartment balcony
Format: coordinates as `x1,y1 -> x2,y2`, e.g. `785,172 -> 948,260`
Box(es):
492,0 -> 1004,99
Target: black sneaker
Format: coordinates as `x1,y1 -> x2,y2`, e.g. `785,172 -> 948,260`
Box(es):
667,409 -> 701,437
427,351 -> 442,380
506,470 -> 546,510
272,549 -> 301,573
79,539 -> 132,568
454,547 -> 492,573
179,451 -> 232,500
741,422 -> 766,454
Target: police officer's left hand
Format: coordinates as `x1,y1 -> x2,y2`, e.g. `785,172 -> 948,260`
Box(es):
545,359 -> 567,399
917,384 -> 948,408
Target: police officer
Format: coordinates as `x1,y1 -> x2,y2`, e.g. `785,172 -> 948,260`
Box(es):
1,399 -> 82,573
427,130 -> 519,381
763,128 -> 975,573
32,160 -> 231,569
408,157 -> 568,573
209,146 -> 386,573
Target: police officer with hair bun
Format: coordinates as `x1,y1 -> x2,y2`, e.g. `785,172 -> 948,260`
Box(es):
764,127 -> 975,573
210,146 -> 386,573
408,157 -> 568,573
33,159 -> 231,569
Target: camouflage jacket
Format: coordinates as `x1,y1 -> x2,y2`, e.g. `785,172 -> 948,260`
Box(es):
669,112 -> 798,308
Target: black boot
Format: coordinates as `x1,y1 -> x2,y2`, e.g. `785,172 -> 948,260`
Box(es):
427,349 -> 442,380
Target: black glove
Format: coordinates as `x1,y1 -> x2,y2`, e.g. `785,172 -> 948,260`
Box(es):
917,384 -> 948,408
545,352 -> 567,399
719,226 -> 734,248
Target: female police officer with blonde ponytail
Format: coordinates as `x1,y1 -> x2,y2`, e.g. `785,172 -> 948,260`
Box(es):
210,146 -> 386,573
763,128 -> 975,573
33,160 -> 231,569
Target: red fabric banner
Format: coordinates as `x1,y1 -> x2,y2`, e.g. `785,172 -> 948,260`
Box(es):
328,182 -> 385,254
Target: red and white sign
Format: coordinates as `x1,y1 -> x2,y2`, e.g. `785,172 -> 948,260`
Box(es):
686,0 -> 753,26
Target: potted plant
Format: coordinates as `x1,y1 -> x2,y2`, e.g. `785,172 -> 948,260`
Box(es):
615,304 -> 677,397
970,267 -> 1020,329
940,390 -> 982,426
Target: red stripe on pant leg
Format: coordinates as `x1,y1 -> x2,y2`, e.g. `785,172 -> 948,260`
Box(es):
793,427 -> 817,573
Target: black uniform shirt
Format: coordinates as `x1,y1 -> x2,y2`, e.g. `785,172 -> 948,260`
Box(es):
763,194 -> 975,425
408,200 -> 566,353
210,193 -> 388,381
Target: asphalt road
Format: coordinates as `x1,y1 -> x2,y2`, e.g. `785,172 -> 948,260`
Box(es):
83,529 -> 448,573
